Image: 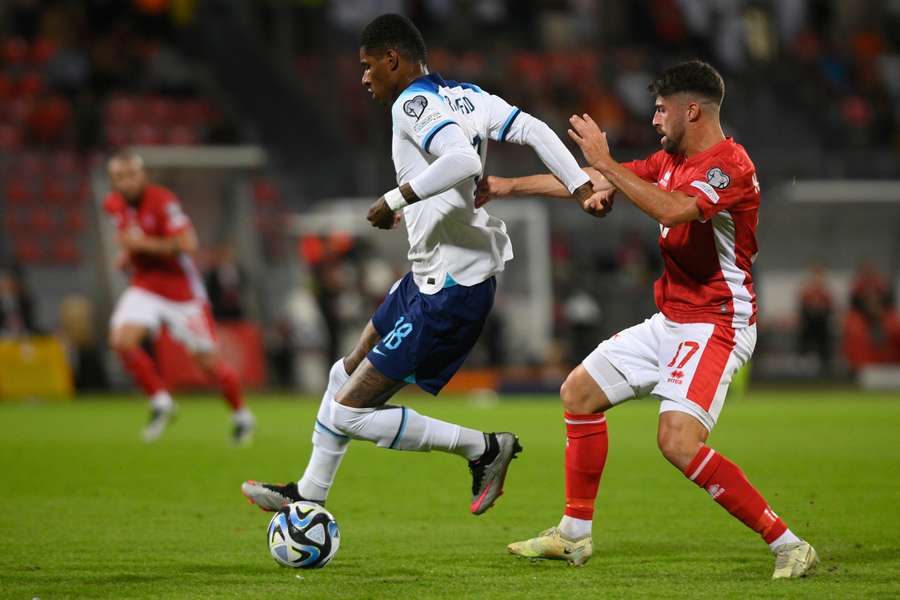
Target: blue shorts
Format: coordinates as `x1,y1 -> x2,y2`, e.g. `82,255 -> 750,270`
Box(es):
368,272 -> 496,395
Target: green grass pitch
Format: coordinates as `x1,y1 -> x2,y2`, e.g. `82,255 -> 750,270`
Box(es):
2,389 -> 899,599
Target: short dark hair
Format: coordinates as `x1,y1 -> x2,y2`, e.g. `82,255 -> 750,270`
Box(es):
360,13 -> 427,63
649,60 -> 725,105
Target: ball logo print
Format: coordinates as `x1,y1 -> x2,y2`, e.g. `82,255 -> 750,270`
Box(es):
267,502 -> 340,569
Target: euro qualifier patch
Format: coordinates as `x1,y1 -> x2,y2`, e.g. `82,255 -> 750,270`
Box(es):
706,167 -> 731,189
403,95 -> 428,120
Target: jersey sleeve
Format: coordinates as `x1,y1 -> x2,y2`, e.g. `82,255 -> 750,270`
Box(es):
159,193 -> 191,235
392,90 -> 461,154
102,194 -> 127,230
485,93 -> 521,143
622,151 -> 666,183
676,164 -> 758,222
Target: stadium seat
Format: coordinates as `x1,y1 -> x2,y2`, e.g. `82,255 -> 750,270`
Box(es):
28,209 -> 53,235
16,72 -> 45,98
4,178 -> 32,204
133,122 -> 164,145
29,37 -> 57,65
51,237 -> 80,264
0,124 -> 23,151
14,239 -> 42,264
167,124 -> 199,145
105,95 -> 139,125
3,38 -> 28,65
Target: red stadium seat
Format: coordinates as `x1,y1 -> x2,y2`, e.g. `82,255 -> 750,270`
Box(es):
167,124 -> 199,145
50,238 -> 80,264
43,180 -> 68,204
27,95 -> 72,143
133,122 -> 164,145
14,239 -> 42,264
3,38 -> 29,65
105,95 -> 139,125
28,209 -> 53,235
29,38 -> 57,66
4,178 -> 32,204
0,124 -> 22,151
50,151 -> 81,177
0,74 -> 12,99
63,209 -> 85,232
8,97 -> 33,124
15,72 -> 45,98
105,124 -> 132,147
146,96 -> 177,123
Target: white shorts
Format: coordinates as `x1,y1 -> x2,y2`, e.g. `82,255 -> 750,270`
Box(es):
582,312 -> 756,431
110,287 -> 216,354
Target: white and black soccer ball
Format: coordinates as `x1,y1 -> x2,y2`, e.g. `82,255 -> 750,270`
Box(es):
267,501 -> 340,569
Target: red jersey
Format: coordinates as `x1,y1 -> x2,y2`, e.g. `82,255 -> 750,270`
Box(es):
623,137 -> 759,328
103,184 -> 205,302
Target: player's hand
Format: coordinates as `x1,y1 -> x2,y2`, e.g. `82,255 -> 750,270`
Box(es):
367,196 -> 396,230
475,176 -> 514,208
115,250 -> 132,271
568,114 -> 611,168
582,188 -> 615,218
119,226 -> 144,251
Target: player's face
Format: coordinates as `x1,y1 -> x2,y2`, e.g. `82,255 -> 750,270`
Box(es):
359,48 -> 395,104
108,159 -> 147,203
652,96 -> 686,154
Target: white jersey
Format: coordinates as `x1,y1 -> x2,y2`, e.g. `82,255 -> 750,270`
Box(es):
390,73 -> 520,294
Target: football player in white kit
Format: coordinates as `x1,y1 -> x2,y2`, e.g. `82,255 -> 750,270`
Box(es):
242,13 -> 609,520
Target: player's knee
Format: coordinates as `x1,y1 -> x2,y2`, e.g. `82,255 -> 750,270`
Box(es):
657,425 -> 702,470
110,329 -> 137,353
330,400 -> 366,437
560,369 -> 606,415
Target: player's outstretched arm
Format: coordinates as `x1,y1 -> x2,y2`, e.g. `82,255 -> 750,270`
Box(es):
487,105 -> 614,217
368,124 -> 482,229
476,169 -> 614,218
119,227 -> 198,257
568,114 -> 699,226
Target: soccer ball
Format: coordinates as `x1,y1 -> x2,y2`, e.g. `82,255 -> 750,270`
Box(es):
267,501 -> 340,569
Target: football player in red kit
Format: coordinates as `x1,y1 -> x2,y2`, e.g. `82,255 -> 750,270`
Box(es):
104,151 -> 255,444
478,61 -> 817,579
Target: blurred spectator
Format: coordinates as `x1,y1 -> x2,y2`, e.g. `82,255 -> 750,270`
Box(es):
204,244 -> 247,322
842,262 -> 900,372
0,265 -> 38,336
797,264 -> 834,375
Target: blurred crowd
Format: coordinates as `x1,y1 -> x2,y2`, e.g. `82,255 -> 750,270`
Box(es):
1,0 -> 899,390
279,0 -> 900,168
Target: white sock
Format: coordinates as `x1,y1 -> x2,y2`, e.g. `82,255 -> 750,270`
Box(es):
558,515 -> 592,540
232,407 -> 254,426
298,360 -> 351,502
331,400 -> 486,460
768,528 -> 802,551
150,390 -> 174,411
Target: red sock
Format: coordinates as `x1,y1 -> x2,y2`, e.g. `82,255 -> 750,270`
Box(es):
684,445 -> 788,543
211,361 -> 244,411
564,412 -> 609,520
118,348 -> 164,396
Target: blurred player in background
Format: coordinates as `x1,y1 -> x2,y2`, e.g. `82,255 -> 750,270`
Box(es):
480,61 -> 817,578
241,14 -> 604,517
104,151 -> 255,444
